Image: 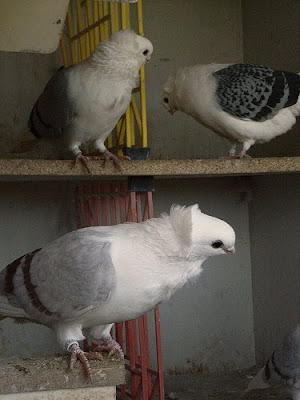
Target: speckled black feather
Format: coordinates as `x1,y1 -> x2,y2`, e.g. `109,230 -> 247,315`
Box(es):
213,64 -> 300,121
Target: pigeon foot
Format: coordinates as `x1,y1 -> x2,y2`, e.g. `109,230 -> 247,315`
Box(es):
100,150 -> 122,171
73,152 -> 91,174
91,336 -> 124,358
68,342 -> 103,380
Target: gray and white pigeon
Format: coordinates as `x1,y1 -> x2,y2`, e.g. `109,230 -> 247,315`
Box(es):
243,325 -> 300,399
28,29 -> 153,172
162,63 -> 300,157
0,205 -> 235,379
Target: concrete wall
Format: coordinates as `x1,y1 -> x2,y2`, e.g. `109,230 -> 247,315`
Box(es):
248,174 -> 299,363
0,50 -> 63,159
242,0 -> 300,157
0,0 -> 69,53
242,0 -> 300,362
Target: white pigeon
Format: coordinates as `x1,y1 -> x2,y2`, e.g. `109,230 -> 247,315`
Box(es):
0,204 -> 235,379
28,29 -> 153,172
162,63 -> 300,157
243,326 -> 300,399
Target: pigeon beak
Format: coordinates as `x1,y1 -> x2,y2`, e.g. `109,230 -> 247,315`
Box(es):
224,246 -> 235,254
169,109 -> 175,115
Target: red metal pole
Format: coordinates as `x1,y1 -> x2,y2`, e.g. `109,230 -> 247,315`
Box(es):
154,307 -> 165,399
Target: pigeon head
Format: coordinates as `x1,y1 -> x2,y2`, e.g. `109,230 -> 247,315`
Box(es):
134,33 -> 153,64
191,206 -> 235,258
110,29 -> 153,65
91,29 -> 153,73
169,204 -> 235,259
162,75 -> 177,114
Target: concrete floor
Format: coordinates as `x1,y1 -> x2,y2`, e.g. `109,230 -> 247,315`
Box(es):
164,366 -> 293,400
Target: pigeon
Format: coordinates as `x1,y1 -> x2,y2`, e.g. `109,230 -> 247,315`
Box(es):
243,326 -> 300,399
28,29 -> 153,172
0,204 -> 235,379
162,63 -> 300,157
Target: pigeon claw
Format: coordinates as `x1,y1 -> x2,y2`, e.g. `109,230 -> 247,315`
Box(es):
101,150 -> 122,171
68,343 -> 103,380
91,337 -> 124,359
237,152 -> 252,159
73,152 -> 92,174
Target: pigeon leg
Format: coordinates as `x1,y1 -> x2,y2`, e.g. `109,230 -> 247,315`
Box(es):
67,341 -> 103,380
91,335 -> 124,358
238,139 -> 255,158
73,151 -> 92,174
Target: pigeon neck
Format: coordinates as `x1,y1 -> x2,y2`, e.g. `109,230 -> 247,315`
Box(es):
89,46 -> 140,81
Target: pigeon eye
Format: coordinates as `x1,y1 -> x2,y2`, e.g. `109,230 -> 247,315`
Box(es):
143,49 -> 149,56
212,240 -> 223,249
163,97 -> 169,104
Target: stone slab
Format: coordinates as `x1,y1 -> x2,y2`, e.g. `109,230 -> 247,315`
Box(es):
0,355 -> 125,395
0,386 -> 115,400
0,157 -> 298,181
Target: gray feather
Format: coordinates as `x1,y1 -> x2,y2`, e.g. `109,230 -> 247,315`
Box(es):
0,228 -> 116,324
264,326 -> 300,386
213,64 -> 300,121
28,66 -> 76,138
244,326 -> 300,396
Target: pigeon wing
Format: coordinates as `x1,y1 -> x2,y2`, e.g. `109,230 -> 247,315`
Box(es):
28,66 -> 76,138
0,228 -> 116,324
214,64 -> 300,121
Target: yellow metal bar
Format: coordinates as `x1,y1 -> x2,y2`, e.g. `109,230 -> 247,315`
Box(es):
107,134 -> 113,149
131,96 -> 142,137
117,117 -> 126,144
120,2 -> 131,147
126,2 -> 130,27
103,1 -> 109,40
67,5 -> 77,64
130,102 -> 135,146
86,0 -> 95,52
110,2 -> 119,34
98,1 -> 105,41
93,1 -> 100,46
76,0 -> 86,60
139,65 -> 148,147
121,3 -> 130,29
60,35 -> 69,67
137,0 -> 144,35
84,10 -> 91,56
116,119 -> 123,142
137,0 -> 148,147
125,108 -> 132,147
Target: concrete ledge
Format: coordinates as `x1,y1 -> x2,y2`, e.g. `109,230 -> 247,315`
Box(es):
0,157 -> 299,181
0,355 -> 125,395
0,386 -> 115,400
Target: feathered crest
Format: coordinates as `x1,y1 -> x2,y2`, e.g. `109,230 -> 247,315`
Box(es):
163,204 -> 200,248
163,75 -> 176,94
109,29 -> 137,46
